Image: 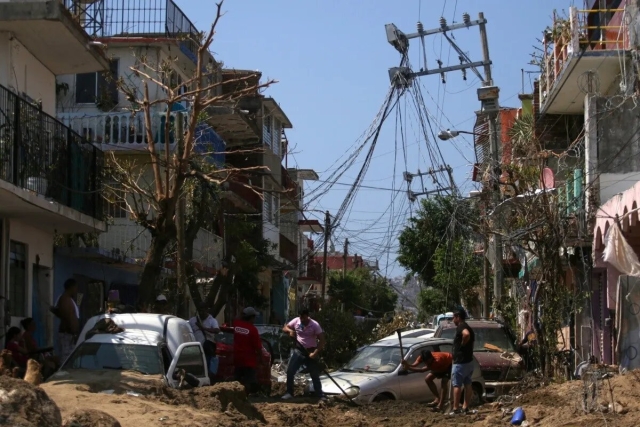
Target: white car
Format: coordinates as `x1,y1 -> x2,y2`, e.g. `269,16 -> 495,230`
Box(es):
378,328 -> 435,342
49,313 -> 210,388
310,337 -> 485,405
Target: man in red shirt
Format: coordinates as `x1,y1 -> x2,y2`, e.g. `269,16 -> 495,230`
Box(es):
402,350 -> 453,412
233,307 -> 263,393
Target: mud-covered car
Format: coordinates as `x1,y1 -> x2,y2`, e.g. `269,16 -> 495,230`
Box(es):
434,319 -> 524,400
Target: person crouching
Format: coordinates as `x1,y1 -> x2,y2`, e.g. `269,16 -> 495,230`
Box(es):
402,350 -> 452,412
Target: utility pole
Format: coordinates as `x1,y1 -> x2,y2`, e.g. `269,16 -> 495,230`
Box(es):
385,11 -> 503,309
321,210 -> 331,301
342,238 -> 349,279
478,12 -> 503,305
175,113 -> 188,318
403,166 -> 454,202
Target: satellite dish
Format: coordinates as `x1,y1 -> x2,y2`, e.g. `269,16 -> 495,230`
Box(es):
541,167 -> 555,189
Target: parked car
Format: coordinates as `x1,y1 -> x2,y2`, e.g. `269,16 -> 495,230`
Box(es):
434,319 -> 524,400
378,328 -> 435,342
213,326 -> 272,393
48,313 -> 210,388
309,337 -> 485,405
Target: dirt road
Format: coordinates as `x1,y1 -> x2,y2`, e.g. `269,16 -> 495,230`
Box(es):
30,369 -> 640,427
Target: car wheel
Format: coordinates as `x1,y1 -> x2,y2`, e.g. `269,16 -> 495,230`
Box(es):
373,393 -> 394,402
464,383 -> 484,407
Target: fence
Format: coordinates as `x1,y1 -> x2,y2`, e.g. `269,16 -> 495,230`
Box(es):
0,84 -> 104,219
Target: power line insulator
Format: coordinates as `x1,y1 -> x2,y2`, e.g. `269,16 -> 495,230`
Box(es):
417,21 -> 424,33
463,13 -> 471,25
439,17 -> 447,29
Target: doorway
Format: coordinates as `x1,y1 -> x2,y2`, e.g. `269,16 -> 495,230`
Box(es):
32,264 -> 51,347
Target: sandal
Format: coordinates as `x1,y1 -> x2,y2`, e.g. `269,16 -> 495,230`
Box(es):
426,400 -> 439,407
448,409 -> 463,416
431,406 -> 444,413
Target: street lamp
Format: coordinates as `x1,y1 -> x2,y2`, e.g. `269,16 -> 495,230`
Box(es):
437,129 -> 477,141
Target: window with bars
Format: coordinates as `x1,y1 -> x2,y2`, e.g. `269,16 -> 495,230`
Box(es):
263,115 -> 272,147
9,241 -> 27,318
273,193 -> 280,227
105,183 -> 128,219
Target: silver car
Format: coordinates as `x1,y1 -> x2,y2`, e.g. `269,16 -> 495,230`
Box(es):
309,337 -> 485,405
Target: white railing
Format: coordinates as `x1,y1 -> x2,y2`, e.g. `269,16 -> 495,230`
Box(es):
99,218 -> 222,267
58,108 -> 188,149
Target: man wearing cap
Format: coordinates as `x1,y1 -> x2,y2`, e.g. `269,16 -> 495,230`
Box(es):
154,294 -> 170,315
449,308 -> 475,416
233,307 -> 264,393
189,303 -> 220,369
282,308 -> 325,400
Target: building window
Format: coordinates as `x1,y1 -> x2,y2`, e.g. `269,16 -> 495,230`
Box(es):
9,241 -> 27,318
272,118 -> 281,156
264,191 -> 273,224
105,182 -> 127,219
274,194 -> 280,227
263,115 -> 272,147
76,59 -> 119,106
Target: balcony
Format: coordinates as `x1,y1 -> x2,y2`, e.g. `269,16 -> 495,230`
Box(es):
0,0 -> 108,75
58,109 -> 226,165
64,0 -> 200,63
99,218 -> 222,268
222,175 -> 262,213
279,233 -> 298,266
539,6 -> 628,115
0,84 -> 104,231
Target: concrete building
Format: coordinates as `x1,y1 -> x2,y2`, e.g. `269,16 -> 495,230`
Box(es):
54,0 -> 224,313
0,0 -> 108,346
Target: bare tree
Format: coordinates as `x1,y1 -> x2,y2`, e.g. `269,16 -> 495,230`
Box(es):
106,1 -> 275,308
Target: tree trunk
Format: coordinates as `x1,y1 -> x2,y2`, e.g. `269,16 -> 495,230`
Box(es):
139,233 -> 172,308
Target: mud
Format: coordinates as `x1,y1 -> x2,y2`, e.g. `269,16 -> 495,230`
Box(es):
63,409 -> 122,427
0,375 -> 62,427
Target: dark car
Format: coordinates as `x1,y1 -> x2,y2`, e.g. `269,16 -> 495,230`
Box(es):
434,319 -> 524,400
214,326 -> 272,393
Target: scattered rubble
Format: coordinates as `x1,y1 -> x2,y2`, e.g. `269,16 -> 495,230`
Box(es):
0,375 -> 62,427
63,409 -> 121,427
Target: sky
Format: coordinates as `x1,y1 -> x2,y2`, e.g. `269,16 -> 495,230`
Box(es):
176,0 -> 576,278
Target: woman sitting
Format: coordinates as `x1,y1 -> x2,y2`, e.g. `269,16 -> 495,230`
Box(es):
20,318 -> 59,378
5,327 -> 28,376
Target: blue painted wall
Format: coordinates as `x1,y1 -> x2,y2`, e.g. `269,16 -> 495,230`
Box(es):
52,252 -> 139,355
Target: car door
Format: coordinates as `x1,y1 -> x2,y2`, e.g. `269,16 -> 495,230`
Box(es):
398,345 -> 439,401
166,342 -> 210,388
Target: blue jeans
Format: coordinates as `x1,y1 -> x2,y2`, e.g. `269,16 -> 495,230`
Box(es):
287,348 -> 322,397
451,362 -> 474,387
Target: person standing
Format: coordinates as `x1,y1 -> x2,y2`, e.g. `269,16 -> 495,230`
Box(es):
402,350 -> 453,412
449,308 -> 475,416
282,309 -> 325,400
233,307 -> 263,394
189,303 -> 220,368
154,294 -> 170,315
54,279 -> 80,363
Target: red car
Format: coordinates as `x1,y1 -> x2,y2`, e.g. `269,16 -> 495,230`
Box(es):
214,326 -> 272,392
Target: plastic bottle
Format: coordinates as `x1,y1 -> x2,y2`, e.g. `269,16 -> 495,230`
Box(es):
511,407 -> 526,425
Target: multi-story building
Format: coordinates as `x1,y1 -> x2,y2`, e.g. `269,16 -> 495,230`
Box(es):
0,0 -> 108,346
505,2 -> 640,366
54,0 -> 224,311
209,69 -> 318,323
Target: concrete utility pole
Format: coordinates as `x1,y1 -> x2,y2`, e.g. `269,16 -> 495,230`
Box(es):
342,238 -> 349,279
321,210 -> 331,301
385,11 -> 504,309
175,112 -> 188,317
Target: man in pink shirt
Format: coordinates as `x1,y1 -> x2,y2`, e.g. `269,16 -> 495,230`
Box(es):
282,308 -> 325,400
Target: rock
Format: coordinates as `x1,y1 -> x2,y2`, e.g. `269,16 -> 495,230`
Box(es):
63,409 -> 122,427
0,375 -> 62,427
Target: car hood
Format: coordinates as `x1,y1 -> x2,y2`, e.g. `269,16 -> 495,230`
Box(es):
44,369 -> 164,394
474,351 -> 522,370
318,371 -> 384,394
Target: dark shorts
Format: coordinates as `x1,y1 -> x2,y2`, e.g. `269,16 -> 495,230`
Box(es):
234,366 -> 257,387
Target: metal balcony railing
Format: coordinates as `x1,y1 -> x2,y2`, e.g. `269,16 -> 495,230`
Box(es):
0,84 -> 104,219
64,0 -> 200,61
539,6 -> 628,105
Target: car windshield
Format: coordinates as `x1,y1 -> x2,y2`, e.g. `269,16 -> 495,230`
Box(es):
63,343 -> 163,375
343,345 -> 408,373
440,326 -> 515,352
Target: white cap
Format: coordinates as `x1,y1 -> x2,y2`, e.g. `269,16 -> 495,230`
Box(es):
242,307 -> 259,316
156,294 -> 167,302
